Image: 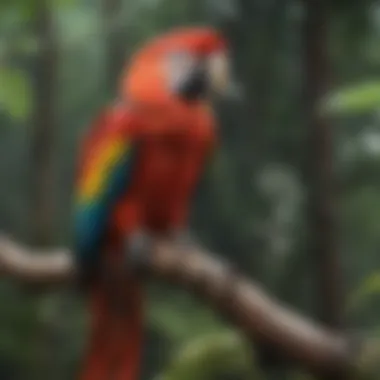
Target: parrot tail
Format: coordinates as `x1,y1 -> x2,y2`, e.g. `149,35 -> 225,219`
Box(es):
79,278 -> 144,380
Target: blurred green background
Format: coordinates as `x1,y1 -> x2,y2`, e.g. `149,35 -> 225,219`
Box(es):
1,0 -> 380,379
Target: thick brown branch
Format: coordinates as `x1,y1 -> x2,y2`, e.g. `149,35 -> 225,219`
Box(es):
143,244 -> 365,377
0,234 -> 75,285
0,235 -> 377,377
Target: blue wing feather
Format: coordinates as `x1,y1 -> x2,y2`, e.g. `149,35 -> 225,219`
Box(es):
73,141 -> 139,273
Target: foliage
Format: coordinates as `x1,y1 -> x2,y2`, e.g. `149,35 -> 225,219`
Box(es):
0,67 -> 32,121
0,0 -> 380,379
324,81 -> 380,115
154,331 -> 258,380
148,289 -> 227,344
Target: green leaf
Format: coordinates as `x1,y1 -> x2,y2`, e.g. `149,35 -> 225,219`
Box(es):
155,331 -> 259,380
322,81 -> 380,116
0,67 -> 33,121
348,272 -> 380,312
148,291 -> 226,344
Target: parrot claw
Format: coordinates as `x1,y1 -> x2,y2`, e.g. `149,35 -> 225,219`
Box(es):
125,231 -> 153,272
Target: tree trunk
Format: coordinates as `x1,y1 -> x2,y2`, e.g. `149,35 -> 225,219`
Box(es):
29,2 -> 58,379
102,0 -> 125,98
303,2 -> 346,379
30,1 -> 57,247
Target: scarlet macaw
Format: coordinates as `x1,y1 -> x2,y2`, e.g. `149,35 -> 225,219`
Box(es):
74,27 -> 232,380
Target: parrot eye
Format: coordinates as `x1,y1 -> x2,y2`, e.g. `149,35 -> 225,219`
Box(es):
166,51 -> 195,77
165,51 -> 197,91
164,51 -> 208,101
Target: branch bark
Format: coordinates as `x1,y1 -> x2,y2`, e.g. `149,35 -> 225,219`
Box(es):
0,235 -> 377,378
0,234 -> 74,285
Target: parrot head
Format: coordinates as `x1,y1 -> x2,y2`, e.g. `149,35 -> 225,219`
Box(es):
120,27 -> 237,106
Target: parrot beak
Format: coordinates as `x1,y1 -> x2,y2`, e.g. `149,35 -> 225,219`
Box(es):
207,52 -> 243,102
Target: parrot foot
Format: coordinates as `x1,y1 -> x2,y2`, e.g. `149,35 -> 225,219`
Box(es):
125,231 -> 154,273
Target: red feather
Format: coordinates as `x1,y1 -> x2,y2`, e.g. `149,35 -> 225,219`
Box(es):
77,27 -> 220,380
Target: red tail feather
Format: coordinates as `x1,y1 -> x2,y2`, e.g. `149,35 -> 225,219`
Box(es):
79,280 -> 143,380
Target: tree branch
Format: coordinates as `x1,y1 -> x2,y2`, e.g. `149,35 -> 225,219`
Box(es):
0,234 -> 74,285
0,235 -> 377,377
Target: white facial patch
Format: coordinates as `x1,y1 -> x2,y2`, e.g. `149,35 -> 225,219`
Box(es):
164,50 -> 198,94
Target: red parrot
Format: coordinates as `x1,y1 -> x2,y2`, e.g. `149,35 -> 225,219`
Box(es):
73,27 -> 232,380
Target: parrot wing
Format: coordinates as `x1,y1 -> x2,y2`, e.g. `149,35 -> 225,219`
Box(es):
73,105 -> 140,277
